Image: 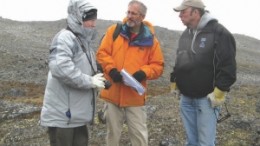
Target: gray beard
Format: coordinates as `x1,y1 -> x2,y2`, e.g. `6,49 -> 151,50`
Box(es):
126,20 -> 141,28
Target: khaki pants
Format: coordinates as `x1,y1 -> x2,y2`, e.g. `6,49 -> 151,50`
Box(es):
106,102 -> 148,146
48,125 -> 88,146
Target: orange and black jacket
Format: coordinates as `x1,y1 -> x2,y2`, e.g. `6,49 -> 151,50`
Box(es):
96,20 -> 164,107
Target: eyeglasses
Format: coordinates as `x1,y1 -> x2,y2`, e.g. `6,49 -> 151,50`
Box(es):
216,103 -> 231,123
126,11 -> 140,16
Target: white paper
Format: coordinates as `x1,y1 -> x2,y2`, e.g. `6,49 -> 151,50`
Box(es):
120,69 -> 146,95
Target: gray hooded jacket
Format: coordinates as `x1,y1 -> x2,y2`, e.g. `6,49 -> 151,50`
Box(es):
40,0 -> 98,128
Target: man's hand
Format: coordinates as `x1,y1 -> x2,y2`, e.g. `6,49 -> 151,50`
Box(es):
170,82 -> 180,97
133,70 -> 146,82
109,68 -> 122,82
91,73 -> 105,89
170,82 -> 177,91
208,87 -> 226,107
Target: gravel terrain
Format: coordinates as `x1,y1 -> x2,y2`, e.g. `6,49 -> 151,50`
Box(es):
0,17 -> 260,146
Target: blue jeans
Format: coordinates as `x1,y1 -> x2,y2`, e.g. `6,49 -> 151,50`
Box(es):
180,95 -> 220,146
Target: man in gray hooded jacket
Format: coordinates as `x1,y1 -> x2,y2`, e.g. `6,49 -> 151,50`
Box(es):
40,0 -> 105,145
170,0 -> 236,145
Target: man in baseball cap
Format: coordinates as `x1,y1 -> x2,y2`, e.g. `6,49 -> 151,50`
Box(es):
173,0 -> 205,11
170,0 -> 236,146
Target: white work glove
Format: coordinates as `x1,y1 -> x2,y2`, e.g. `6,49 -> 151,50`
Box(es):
208,87 -> 226,107
91,73 -> 106,89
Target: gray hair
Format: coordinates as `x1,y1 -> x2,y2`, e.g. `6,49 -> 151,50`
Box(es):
128,0 -> 147,16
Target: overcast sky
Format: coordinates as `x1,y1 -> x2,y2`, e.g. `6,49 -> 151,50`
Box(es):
0,0 -> 259,40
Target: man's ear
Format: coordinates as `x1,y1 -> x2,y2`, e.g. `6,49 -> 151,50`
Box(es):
193,9 -> 199,14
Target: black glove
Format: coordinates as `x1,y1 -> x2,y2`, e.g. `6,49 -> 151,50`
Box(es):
109,68 -> 122,83
133,70 -> 146,82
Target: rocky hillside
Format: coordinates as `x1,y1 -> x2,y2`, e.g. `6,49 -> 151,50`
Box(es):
0,17 -> 260,146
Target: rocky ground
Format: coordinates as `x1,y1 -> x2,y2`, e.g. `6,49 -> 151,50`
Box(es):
0,18 -> 260,146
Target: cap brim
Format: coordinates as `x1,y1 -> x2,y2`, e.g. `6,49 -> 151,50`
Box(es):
173,5 -> 188,12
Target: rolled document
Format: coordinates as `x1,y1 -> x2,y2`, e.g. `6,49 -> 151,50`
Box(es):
120,69 -> 146,95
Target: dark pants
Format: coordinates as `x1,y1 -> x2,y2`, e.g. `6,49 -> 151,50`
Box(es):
48,125 -> 89,146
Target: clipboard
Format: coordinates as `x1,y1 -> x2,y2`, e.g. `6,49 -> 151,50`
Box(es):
120,69 -> 146,95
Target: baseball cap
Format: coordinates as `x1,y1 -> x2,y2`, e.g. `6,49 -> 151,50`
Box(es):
173,0 -> 205,12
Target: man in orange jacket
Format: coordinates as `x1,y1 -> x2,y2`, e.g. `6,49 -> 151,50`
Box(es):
96,1 -> 164,145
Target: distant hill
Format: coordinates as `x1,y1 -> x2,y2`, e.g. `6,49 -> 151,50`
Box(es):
0,17 -> 259,87
0,18 -> 260,83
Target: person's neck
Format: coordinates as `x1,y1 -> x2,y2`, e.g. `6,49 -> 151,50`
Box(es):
130,25 -> 141,34
130,28 -> 139,34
